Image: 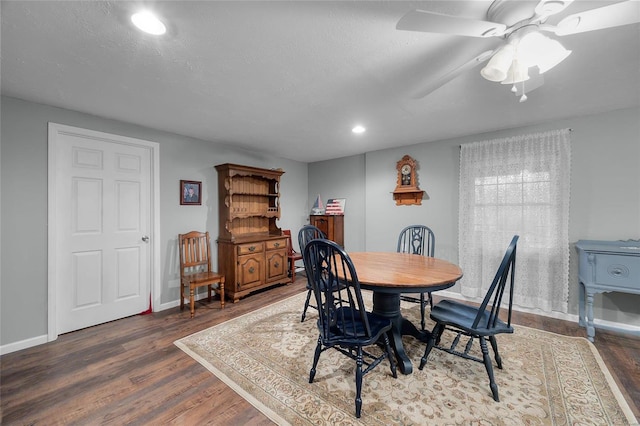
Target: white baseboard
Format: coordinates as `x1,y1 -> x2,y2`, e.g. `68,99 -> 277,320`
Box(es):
1,334 -> 48,355
156,290 -> 218,312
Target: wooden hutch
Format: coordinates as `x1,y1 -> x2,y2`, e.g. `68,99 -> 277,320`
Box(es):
309,214 -> 344,247
215,163 -> 290,302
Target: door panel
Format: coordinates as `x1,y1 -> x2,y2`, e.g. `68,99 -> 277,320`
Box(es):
54,130 -> 151,334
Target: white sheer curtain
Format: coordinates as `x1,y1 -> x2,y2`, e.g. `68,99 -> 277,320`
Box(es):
458,129 -> 571,313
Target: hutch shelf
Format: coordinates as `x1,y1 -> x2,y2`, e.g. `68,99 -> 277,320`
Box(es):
216,163 -> 290,302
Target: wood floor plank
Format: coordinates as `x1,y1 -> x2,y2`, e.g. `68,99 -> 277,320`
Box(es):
1,279 -> 638,424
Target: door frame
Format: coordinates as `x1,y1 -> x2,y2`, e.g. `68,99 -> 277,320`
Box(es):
47,123 -> 161,341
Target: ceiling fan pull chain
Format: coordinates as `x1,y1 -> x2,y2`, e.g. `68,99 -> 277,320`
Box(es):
519,81 -> 528,102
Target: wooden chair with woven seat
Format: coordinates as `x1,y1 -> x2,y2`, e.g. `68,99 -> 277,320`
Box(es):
178,231 -> 225,318
284,229 -> 303,283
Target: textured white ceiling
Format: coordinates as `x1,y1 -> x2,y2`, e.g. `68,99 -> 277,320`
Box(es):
2,1 -> 639,162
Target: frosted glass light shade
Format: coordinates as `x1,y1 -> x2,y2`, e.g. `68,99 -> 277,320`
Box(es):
536,40 -> 571,73
501,59 -> 530,84
518,31 -> 571,73
480,44 -> 515,82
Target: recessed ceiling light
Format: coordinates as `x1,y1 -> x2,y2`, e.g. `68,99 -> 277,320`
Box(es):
131,10 -> 166,35
352,125 -> 366,134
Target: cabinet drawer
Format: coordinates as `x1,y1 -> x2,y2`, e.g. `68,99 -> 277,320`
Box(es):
266,238 -> 287,251
594,254 -> 640,291
237,242 -> 263,255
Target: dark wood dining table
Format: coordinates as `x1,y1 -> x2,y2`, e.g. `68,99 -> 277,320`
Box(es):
348,252 -> 463,374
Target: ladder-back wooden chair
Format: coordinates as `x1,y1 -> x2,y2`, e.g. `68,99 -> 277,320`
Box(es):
284,229 -> 303,283
178,231 -> 225,318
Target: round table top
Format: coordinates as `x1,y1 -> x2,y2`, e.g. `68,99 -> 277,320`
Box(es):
348,252 -> 463,293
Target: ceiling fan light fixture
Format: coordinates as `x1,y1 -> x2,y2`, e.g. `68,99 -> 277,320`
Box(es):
517,31 -> 570,73
501,59 -> 529,85
480,44 -> 514,82
536,40 -> 572,73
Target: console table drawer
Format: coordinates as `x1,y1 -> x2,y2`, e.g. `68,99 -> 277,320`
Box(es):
576,239 -> 640,342
593,254 -> 640,290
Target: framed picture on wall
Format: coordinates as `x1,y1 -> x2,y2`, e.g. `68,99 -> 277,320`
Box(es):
180,180 -> 202,205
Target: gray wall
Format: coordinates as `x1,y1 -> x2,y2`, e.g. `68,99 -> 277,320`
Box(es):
0,96 -> 309,348
308,106 -> 640,327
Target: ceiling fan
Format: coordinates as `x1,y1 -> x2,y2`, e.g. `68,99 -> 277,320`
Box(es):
397,0 -> 640,101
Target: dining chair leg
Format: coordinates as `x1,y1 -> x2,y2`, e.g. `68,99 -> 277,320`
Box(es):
383,334 -> 398,378
419,323 -> 442,369
189,287 -> 196,318
179,282 -> 184,311
301,288 -> 313,322
290,260 -> 296,282
480,336 -> 500,402
355,347 -> 364,418
309,338 -> 322,383
218,278 -> 225,309
489,335 -> 502,369
419,293 -> 426,330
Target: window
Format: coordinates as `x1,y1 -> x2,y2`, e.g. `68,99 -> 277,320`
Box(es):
459,129 -> 571,313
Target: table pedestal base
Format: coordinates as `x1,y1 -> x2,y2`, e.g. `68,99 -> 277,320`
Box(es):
372,292 -> 430,375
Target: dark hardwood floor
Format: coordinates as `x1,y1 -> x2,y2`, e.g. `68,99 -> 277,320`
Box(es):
2,277 -> 638,424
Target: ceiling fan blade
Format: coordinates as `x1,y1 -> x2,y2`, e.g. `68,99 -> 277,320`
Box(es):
554,0 -> 640,36
397,9 -> 506,38
412,50 -> 495,99
534,0 -> 574,18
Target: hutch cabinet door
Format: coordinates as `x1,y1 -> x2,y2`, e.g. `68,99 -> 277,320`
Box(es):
265,249 -> 287,282
237,253 -> 264,290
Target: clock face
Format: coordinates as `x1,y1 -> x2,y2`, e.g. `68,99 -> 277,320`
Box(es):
401,164 -> 411,175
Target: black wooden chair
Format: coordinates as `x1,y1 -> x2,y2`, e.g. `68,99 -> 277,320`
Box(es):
397,225 -> 435,330
297,225 -> 327,322
303,239 -> 397,418
419,235 -> 518,402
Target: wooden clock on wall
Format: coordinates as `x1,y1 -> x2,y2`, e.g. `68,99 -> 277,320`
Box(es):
392,155 -> 425,206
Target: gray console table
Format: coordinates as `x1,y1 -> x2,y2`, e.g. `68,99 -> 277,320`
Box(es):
575,240 -> 640,342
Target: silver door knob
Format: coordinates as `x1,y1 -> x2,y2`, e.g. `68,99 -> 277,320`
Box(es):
142,236 -> 150,243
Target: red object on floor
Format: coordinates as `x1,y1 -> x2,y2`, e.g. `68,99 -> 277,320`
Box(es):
139,294 -> 153,315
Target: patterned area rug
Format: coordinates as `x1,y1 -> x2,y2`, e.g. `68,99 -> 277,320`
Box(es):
175,292 -> 637,425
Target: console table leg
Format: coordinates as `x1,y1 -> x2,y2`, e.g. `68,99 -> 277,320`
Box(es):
586,292 -> 595,342
578,282 -> 586,327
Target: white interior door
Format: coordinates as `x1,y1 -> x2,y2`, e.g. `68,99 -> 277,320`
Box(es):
49,124 -> 156,335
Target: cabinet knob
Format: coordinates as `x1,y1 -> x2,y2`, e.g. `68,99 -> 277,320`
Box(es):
274,242 -> 280,248
274,262 -> 280,268
249,246 -> 256,252
248,267 -> 255,274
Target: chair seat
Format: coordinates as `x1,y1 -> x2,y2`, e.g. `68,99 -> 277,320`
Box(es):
431,299 -> 514,336
179,231 -> 225,318
325,307 -> 392,346
183,271 -> 224,284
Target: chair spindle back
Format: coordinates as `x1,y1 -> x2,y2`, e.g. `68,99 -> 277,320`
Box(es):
472,235 -> 519,330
